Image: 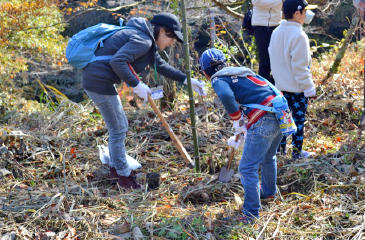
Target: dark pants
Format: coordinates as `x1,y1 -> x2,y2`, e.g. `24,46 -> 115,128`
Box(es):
252,26 -> 277,84
278,92 -> 308,157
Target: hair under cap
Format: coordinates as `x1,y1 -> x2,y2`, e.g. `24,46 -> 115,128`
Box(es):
151,12 -> 184,43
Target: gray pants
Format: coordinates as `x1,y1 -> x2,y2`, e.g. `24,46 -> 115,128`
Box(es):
85,90 -> 131,177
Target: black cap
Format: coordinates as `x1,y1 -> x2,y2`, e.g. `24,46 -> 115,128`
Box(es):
151,12 -> 183,43
283,0 -> 318,16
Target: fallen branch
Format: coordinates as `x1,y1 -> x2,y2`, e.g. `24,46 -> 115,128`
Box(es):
256,214 -> 274,240
178,222 -> 198,240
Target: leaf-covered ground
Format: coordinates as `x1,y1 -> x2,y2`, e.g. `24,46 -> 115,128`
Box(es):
1,41 -> 365,240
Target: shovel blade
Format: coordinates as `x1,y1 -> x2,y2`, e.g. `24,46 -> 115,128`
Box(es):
218,167 -> 234,183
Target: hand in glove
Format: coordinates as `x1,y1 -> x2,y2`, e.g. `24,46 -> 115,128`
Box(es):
184,78 -> 207,96
227,134 -> 245,150
233,115 -> 248,135
133,82 -> 151,102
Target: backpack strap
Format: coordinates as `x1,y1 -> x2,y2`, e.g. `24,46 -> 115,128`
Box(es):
242,75 -> 281,112
92,55 -> 115,61
92,25 -> 136,62
243,103 -> 278,113
257,75 -> 281,96
98,25 -> 135,48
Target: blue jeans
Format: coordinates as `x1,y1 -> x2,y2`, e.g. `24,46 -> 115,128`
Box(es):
238,113 -> 282,219
85,90 -> 131,177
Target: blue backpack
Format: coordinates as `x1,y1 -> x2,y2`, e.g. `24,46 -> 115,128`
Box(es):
65,18 -> 134,69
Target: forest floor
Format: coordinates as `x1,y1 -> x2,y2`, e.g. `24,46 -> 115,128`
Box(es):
1,41 -> 365,240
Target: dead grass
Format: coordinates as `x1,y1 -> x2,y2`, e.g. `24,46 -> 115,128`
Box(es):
0,41 -> 365,239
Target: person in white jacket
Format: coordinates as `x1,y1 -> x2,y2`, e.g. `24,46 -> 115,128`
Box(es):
353,0 -> 365,18
268,0 -> 317,160
251,0 -> 283,84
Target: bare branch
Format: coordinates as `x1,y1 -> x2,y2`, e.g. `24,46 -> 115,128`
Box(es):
14,1 -> 147,32
210,0 -> 244,19
93,0 -> 147,12
217,17 -> 248,65
322,0 -> 342,12
65,0 -> 147,23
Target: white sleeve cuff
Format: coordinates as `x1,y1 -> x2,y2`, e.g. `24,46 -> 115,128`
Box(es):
304,86 -> 316,97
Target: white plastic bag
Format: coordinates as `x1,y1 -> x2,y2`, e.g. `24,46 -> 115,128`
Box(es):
97,145 -> 141,170
98,145 -> 110,165
126,154 -> 142,170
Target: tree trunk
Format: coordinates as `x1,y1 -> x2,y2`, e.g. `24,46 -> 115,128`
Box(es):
181,0 -> 200,171
209,9 -> 216,47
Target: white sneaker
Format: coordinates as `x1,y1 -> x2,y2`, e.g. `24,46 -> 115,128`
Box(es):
293,150 -> 315,160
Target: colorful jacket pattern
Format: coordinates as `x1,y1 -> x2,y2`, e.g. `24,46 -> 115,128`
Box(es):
211,67 -> 276,128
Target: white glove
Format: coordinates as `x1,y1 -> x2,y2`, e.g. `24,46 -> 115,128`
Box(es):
227,134 -> 245,150
184,78 -> 207,96
233,115 -> 247,135
304,86 -> 316,97
133,82 -> 151,102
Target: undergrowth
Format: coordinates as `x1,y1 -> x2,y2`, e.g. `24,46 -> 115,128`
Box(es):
0,41 -> 365,239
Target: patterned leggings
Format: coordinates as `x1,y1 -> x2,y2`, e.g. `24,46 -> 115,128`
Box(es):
278,92 -> 308,156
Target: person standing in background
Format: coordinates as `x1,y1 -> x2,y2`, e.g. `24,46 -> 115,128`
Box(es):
268,0 -> 317,159
353,0 -> 365,18
251,0 -> 283,84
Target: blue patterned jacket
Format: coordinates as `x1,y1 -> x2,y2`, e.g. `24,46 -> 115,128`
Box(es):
211,67 -> 277,128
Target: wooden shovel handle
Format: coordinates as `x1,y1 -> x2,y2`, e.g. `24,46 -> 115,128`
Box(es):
147,95 -> 194,168
227,134 -> 240,169
127,63 -> 194,168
